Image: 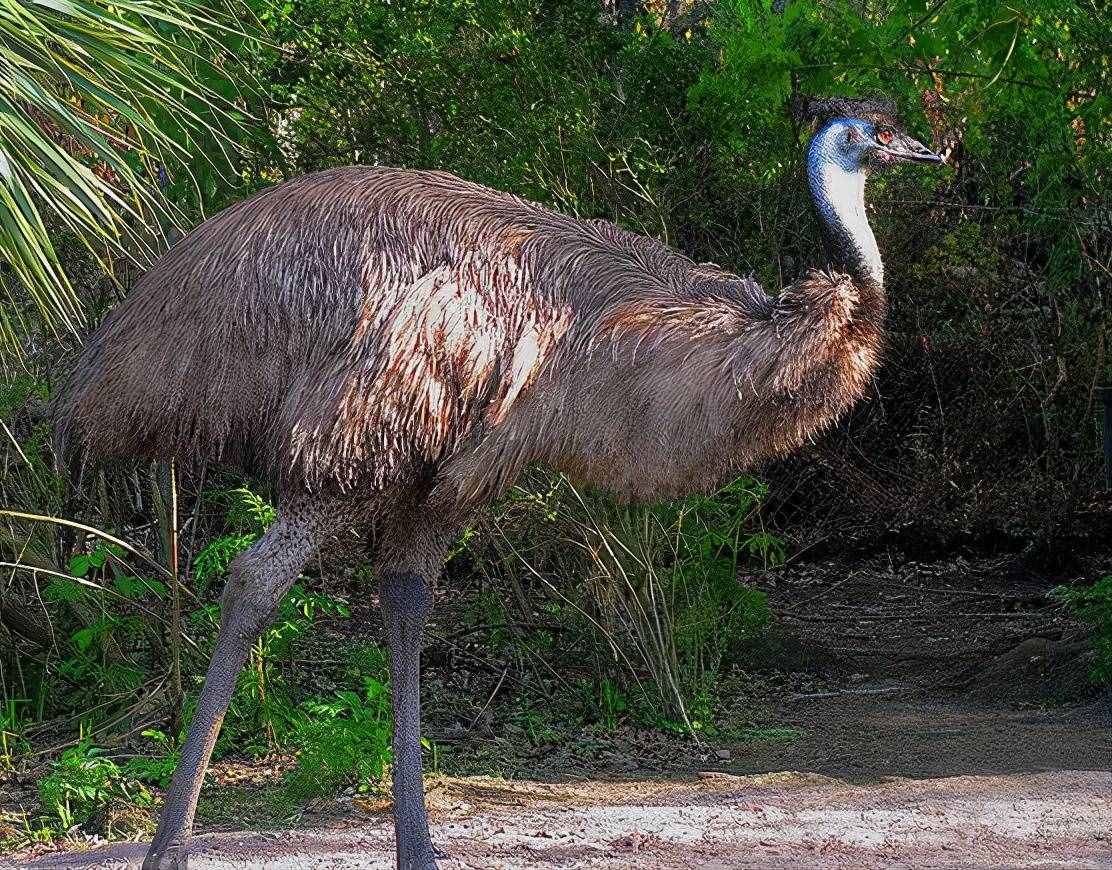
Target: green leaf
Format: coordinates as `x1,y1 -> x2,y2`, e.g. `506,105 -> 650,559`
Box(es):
70,625 -> 96,652
0,0 -> 261,361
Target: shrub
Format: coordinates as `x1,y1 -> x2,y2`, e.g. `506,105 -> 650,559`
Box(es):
122,730 -> 181,788
1053,577 -> 1112,685
285,678 -> 393,801
478,473 -> 774,732
39,740 -> 152,833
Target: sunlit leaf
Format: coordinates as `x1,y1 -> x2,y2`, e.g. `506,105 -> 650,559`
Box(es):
0,0 -> 260,361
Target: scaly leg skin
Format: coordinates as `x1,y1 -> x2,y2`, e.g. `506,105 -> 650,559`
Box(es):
375,497 -> 463,870
142,497 -> 348,870
381,568 -> 439,870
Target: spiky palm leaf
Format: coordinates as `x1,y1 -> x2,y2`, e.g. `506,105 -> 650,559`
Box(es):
0,0 -> 253,360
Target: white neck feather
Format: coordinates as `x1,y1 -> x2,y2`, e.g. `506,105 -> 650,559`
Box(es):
807,125 -> 884,290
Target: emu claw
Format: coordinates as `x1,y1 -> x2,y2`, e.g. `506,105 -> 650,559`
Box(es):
141,846 -> 187,870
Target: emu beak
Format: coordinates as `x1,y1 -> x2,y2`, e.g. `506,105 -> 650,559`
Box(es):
886,133 -> 945,165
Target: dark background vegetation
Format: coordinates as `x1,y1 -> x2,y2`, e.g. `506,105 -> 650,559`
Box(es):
1,0 -> 1109,852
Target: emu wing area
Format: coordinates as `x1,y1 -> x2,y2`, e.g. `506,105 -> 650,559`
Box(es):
54,166 -> 772,497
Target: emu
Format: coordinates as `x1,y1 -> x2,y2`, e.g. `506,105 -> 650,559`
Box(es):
54,96 -> 942,869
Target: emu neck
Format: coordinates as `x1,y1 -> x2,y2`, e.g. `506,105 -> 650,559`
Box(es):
807,151 -> 885,318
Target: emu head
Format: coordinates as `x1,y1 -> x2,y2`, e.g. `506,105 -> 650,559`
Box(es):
795,95 -> 944,175
794,95 -> 944,287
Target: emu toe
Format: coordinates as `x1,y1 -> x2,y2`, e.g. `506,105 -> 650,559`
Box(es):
141,846 -> 187,870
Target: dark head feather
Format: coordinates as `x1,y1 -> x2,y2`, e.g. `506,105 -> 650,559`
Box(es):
791,94 -> 899,130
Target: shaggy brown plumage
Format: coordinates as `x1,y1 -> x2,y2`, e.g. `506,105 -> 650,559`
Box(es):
54,167 -> 880,507
53,98 -> 947,870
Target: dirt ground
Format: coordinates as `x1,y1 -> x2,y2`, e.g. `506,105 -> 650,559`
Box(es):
10,552 -> 1112,869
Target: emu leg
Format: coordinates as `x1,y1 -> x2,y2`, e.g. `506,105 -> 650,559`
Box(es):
143,498 -> 344,870
380,568 -> 438,870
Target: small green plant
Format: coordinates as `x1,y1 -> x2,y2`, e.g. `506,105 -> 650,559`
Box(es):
510,697 -> 560,746
595,677 -> 629,731
39,739 -> 151,832
0,811 -> 57,853
1053,576 -> 1112,685
285,676 -> 393,801
222,486 -> 278,532
122,730 -> 180,787
191,485 -> 354,754
346,641 -> 390,682
0,699 -> 29,769
37,545 -> 162,709
224,584 -> 353,753
193,532 -> 256,592
193,486 -> 277,592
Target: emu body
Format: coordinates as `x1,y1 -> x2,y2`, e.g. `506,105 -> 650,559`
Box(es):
53,98 -> 942,869
60,167 -> 874,504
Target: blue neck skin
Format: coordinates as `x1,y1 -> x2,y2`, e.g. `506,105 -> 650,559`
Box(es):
806,121 -> 883,292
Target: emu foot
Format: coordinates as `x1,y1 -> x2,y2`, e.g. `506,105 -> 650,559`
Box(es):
397,839 -> 441,870
141,845 -> 187,870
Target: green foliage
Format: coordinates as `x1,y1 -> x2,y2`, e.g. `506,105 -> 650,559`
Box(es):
194,487 -> 278,591
0,699 -> 28,769
3,0 -> 1109,845
346,640 -> 390,682
266,583 -> 352,662
38,739 -> 151,832
0,374 -> 47,419
20,542 -> 166,713
220,486 -> 279,534
283,643 -> 394,801
122,730 -> 180,788
478,473 -> 775,732
218,584 -> 352,755
593,677 -> 630,732
0,375 -> 64,517
1053,577 -> 1112,685
285,677 -> 392,801
0,0 -> 260,360
193,532 -> 256,593
509,696 -> 561,747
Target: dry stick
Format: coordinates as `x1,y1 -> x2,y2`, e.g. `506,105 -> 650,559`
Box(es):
28,677 -> 169,754
168,459 -> 183,735
780,572 -> 861,612
442,621 -> 562,643
868,579 -> 1038,601
466,664 -> 510,732
256,639 -> 273,749
951,611 -> 1057,620
790,686 -> 912,701
0,510 -> 173,581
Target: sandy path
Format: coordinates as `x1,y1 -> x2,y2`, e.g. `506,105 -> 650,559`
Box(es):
12,554 -> 1112,870
14,768 -> 1111,869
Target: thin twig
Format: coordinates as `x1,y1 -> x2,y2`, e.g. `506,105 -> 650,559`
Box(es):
168,459 -> 183,734
0,510 -> 174,581
466,665 -> 509,732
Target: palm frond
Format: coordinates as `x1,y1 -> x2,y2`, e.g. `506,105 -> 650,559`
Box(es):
0,0 -> 258,360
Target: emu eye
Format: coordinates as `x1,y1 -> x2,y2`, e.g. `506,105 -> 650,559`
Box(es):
876,128 -> 894,146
